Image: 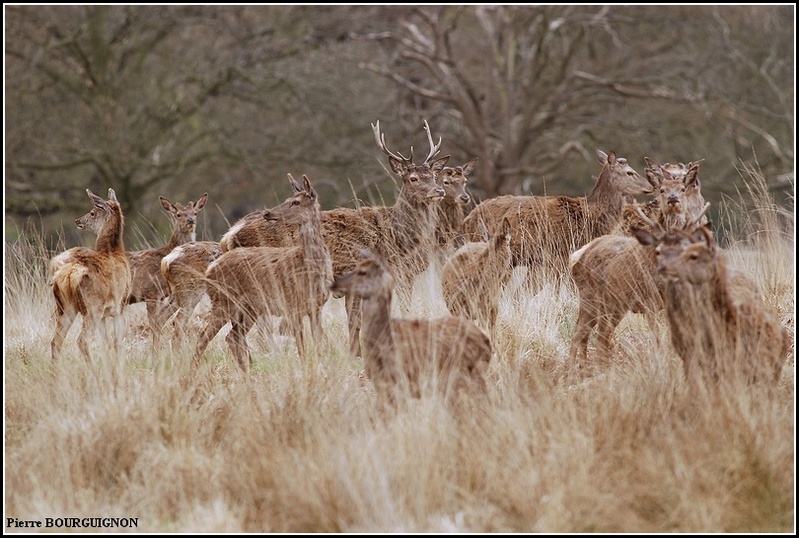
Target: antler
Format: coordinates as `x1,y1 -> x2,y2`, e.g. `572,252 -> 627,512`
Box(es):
689,202 -> 711,229
634,204 -> 664,234
372,120 -> 413,164
422,119 -> 442,164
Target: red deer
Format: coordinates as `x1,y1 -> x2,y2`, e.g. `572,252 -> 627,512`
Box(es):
441,216 -> 513,337
435,158 -> 477,256
633,224 -> 790,386
194,175 -> 332,371
330,251 -> 492,402
50,188 -> 131,362
160,240 -> 222,350
462,149 -> 653,293
126,193 -> 207,346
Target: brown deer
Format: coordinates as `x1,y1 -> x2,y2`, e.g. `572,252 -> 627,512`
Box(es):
50,188 -> 131,362
126,193 -> 208,346
462,149 -> 653,293
441,216 -> 513,337
435,158 -> 477,256
194,175 -> 333,371
330,251 -> 492,402
568,162 -> 707,363
160,240 -> 222,350
633,223 -> 790,386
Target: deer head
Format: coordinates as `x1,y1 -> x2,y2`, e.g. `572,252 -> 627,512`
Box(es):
75,188 -> 119,234
372,119 -> 449,205
438,158 -> 477,206
159,193 -> 208,237
261,174 -> 320,225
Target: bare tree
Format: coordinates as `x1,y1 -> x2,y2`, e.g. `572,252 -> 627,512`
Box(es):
354,6 -> 793,202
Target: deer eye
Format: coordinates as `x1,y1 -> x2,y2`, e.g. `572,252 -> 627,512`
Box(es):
442,180 -> 450,186
291,200 -> 300,206
409,175 -> 418,182
660,188 -> 665,194
681,187 -> 686,192
689,252 -> 699,260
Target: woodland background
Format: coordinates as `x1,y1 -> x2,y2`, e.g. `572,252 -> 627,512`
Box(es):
4,5 -> 794,248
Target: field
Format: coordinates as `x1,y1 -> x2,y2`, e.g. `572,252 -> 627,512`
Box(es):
4,176 -> 795,533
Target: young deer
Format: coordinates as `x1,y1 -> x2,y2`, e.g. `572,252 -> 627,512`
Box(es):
435,158 -> 477,256
441,216 -> 513,337
194,175 -> 332,371
568,162 -> 706,363
462,149 -> 653,293
50,188 -> 131,362
634,224 -> 790,386
330,251 -> 492,402
160,240 -> 222,350
126,193 -> 208,346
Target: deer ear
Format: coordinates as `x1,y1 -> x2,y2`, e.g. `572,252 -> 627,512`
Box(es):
107,188 -> 118,202
461,158 -> 478,176
632,227 -> 659,247
288,173 -> 303,194
645,165 -> 662,189
388,156 -> 406,176
194,193 -> 208,211
596,149 -> 608,164
302,175 -> 317,200
696,223 -> 714,248
683,164 -> 700,188
160,196 -> 176,213
430,155 -> 450,173
87,188 -> 108,209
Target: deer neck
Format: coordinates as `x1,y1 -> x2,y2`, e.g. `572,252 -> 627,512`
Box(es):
438,199 -> 464,232
708,257 -> 737,325
360,289 -> 396,371
586,169 -> 625,234
165,225 -> 196,252
296,213 -> 330,266
391,193 -> 437,251
95,207 -> 125,253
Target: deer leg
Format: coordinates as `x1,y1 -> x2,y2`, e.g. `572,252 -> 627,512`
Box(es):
569,304 -> 597,364
146,299 -> 166,349
171,290 -> 201,350
226,312 -> 255,372
596,312 -> 623,359
309,307 -> 328,350
345,294 -> 362,357
77,312 -> 100,362
112,311 -> 126,359
51,308 -> 78,361
193,306 -> 228,366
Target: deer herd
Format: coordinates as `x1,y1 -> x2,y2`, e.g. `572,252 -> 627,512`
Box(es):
48,120 -> 792,401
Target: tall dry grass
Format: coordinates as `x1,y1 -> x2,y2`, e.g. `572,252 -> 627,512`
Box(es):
4,169 -> 794,533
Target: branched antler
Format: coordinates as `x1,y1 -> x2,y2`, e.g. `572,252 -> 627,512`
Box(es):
372,120 -> 413,164
422,119 -> 442,164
